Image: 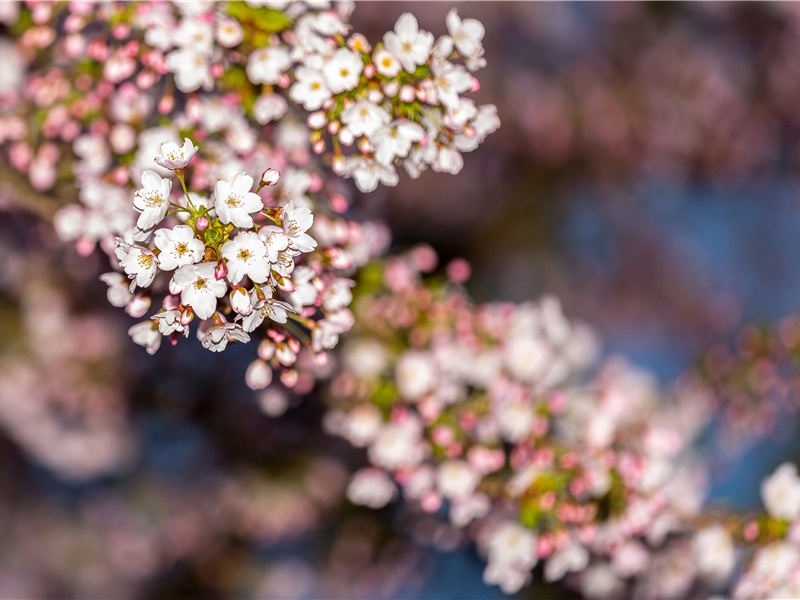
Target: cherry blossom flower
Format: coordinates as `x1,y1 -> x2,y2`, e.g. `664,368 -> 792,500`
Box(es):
154,137 -> 198,170
215,17 -> 244,48
214,172 -> 263,228
165,47 -> 213,92
693,526 -> 736,583
289,66 -> 331,111
198,319 -> 250,352
372,120 -> 426,165
347,468 -> 397,509
445,9 -> 485,63
760,462 -> 800,521
373,47 -> 402,78
132,170 -> 172,230
322,48 -> 363,94
118,244 -> 158,290
383,13 -> 434,74
281,200 -> 316,252
153,225 -> 204,271
129,321 -> 162,355
171,262 -> 227,320
253,93 -> 288,124
246,45 -> 291,85
220,231 -> 271,285
340,100 -> 391,138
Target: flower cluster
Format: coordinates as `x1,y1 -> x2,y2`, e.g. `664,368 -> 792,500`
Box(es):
106,141 -> 362,394
292,10 -> 500,191
321,249 -> 800,598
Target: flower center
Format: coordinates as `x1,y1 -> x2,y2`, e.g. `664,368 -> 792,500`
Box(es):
138,254 -> 153,269
176,242 -> 188,255
195,277 -> 208,290
225,194 -> 243,208
237,249 -> 252,261
144,191 -> 164,207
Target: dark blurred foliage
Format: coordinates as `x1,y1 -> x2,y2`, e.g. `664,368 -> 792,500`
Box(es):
3,2 -> 800,598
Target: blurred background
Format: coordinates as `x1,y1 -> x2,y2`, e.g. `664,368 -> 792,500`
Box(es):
4,2 -> 800,598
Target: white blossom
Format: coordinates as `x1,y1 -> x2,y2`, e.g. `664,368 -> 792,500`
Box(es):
347,468 -> 397,509
118,244 -> 158,290
341,156 -> 399,193
154,137 -> 198,170
246,45 -> 291,85
373,47 -> 402,78
693,526 -> 736,583
253,93 -> 288,124
214,172 -> 263,228
761,462 -> 800,521
221,232 -> 270,285
436,460 -> 479,499
289,66 -> 331,111
172,262 -> 227,320
215,17 -> 244,48
129,321 -> 162,355
446,9 -> 485,61
132,170 -> 172,230
340,100 -> 391,138
544,542 -> 590,583
153,309 -> 187,336
372,120 -> 425,165
396,351 -> 437,400
322,48 -> 363,94
153,225 -> 204,271
165,48 -> 213,92
198,320 -> 250,352
383,13 -> 433,73
281,200 -> 317,252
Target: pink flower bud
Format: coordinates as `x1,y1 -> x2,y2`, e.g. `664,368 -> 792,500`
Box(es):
280,368 -> 298,388
367,89 -> 383,103
229,286 -> 252,315
211,63 -> 224,78
126,294 -> 151,318
214,259 -> 228,280
180,306 -> 194,326
112,23 -> 130,39
275,275 -> 295,293
338,128 -> 354,146
260,168 -> 280,187
245,360 -> 273,390
163,294 -> 181,311
307,111 -> 326,130
258,339 -> 276,361
399,85 -> 416,103
446,258 -> 471,283
363,64 -> 376,78
158,94 -> 174,115
136,70 -> 157,90
329,193 -> 348,213
383,80 -> 399,97
195,216 -> 210,231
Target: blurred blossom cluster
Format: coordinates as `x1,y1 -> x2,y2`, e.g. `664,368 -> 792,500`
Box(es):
2,1 -> 800,599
